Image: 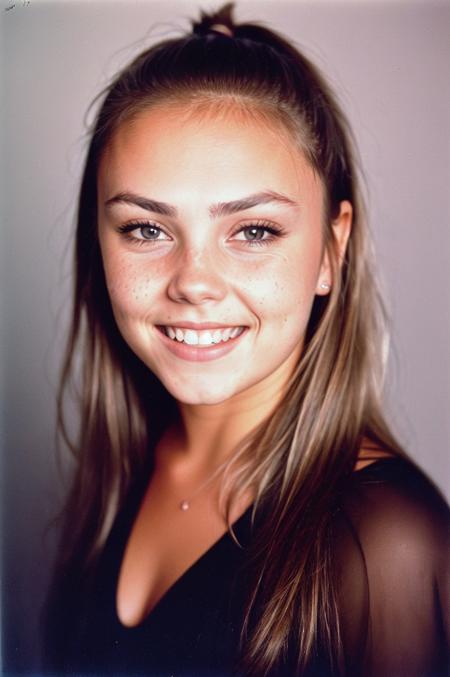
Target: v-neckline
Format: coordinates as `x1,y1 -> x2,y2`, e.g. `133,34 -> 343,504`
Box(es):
112,493 -> 254,629
111,457 -> 400,629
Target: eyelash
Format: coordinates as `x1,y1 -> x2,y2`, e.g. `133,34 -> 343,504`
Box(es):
117,220 -> 286,248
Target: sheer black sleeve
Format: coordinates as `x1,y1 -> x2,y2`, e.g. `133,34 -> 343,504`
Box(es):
333,458 -> 449,676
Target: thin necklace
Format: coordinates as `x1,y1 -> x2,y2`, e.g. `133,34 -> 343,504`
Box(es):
178,452 -> 239,511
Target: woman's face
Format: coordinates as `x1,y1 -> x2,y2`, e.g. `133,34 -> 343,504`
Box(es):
97,105 -> 350,406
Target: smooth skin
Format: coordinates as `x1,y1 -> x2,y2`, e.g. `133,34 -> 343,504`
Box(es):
97,103 -> 352,626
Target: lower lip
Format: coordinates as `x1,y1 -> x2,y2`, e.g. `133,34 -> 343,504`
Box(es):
156,327 -> 248,362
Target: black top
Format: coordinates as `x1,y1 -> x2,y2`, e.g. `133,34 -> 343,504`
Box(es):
43,458 -> 449,676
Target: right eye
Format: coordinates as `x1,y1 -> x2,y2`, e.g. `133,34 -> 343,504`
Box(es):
117,221 -> 171,245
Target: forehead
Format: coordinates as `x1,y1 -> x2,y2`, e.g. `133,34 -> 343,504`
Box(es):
98,103 -> 322,207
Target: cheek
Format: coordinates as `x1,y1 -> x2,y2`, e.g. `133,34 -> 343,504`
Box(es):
102,256 -> 158,325
237,248 -> 320,324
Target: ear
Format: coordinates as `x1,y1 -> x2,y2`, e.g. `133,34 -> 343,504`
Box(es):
316,200 -> 353,296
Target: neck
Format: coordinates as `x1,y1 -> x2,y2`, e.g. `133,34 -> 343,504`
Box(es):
165,352 -> 299,473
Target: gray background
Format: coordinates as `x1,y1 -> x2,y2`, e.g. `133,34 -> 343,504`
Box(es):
1,0 -> 449,672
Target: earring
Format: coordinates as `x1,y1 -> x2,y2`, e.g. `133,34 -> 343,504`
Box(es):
320,282 -> 331,290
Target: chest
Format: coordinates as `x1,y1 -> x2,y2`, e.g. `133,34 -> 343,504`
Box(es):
67,504 -> 251,677
115,474 -> 252,628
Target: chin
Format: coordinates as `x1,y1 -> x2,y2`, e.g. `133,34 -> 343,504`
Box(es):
161,377 -> 238,407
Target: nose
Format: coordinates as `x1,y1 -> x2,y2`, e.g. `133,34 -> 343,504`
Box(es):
166,247 -> 228,305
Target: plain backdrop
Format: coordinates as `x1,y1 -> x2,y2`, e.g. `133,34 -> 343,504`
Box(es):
1,0 -> 449,672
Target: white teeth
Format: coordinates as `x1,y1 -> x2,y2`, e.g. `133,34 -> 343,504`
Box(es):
162,326 -> 244,346
198,331 -> 213,345
222,328 -> 232,341
183,330 -> 199,345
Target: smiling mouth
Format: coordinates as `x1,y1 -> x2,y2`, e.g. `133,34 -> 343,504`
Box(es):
157,325 -> 245,347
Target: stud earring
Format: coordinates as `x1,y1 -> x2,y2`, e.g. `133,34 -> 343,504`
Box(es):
320,282 -> 331,290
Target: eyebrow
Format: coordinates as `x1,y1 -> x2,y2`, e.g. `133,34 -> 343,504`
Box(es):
104,190 -> 299,219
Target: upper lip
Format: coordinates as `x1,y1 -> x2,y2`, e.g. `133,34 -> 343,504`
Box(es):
157,322 -> 246,330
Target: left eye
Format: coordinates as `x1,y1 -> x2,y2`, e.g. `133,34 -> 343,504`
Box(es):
231,223 -> 283,246
236,226 -> 268,241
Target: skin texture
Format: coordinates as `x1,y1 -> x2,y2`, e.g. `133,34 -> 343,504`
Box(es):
97,104 -> 351,465
97,104 -> 353,626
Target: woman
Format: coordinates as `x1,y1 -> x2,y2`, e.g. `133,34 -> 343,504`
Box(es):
44,3 -> 449,675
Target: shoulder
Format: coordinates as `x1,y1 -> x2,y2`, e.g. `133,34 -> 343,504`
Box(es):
332,456 -> 450,674
339,456 -> 449,556
333,456 -> 449,588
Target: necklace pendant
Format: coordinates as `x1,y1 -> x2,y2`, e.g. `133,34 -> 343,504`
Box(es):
179,500 -> 190,511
